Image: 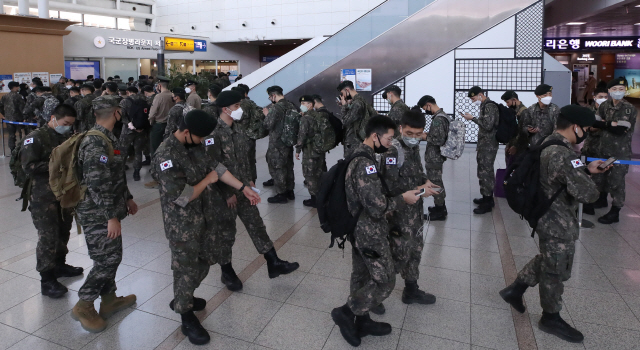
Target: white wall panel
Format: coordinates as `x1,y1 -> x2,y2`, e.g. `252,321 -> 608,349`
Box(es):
454,48 -> 514,59
405,51 -> 455,113
458,17 -> 515,49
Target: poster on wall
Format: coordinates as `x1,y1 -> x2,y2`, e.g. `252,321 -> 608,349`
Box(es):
614,53 -> 640,98
340,69 -> 356,85
355,68 -> 372,91
13,72 -> 32,85
0,75 -> 13,93
50,74 -> 63,84
65,61 -> 101,80
32,72 -> 50,86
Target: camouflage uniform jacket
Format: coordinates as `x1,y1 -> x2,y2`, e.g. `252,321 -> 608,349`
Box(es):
387,100 -> 409,136
538,133 -> 600,241
164,101 -> 187,139
506,103 -> 529,152
597,99 -> 637,160
203,103 -> 221,119
263,98 -> 296,148
237,98 -> 267,140
341,94 -> 368,145
295,110 -> 322,158
204,117 -> 252,199
21,126 -> 66,202
425,108 -> 450,168
381,139 -> 427,197
22,92 -> 38,121
63,95 -> 81,108
474,98 -> 499,149
58,87 -> 71,102
521,103 -> 560,146
0,91 -> 25,121
93,88 -> 103,97
581,104 -> 604,157
152,134 -> 228,242
23,94 -> 48,122
74,94 -> 97,132
76,124 -> 132,226
119,94 -> 148,136
146,94 -> 156,107
346,144 -> 405,249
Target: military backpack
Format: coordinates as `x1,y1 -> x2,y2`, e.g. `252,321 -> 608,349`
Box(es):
9,137 -> 29,189
356,103 -> 377,142
280,108 -> 301,147
245,105 -> 269,140
312,113 -> 337,153
49,130 -> 113,209
483,101 -> 518,144
439,114 -> 466,160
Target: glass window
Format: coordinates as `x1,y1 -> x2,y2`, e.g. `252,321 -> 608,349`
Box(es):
117,18 -> 132,31
60,11 -> 82,25
3,6 -> 56,18
105,58 -> 138,81
83,14 -> 116,29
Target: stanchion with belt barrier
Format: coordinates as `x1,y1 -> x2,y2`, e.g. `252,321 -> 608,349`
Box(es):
1,119 -> 39,157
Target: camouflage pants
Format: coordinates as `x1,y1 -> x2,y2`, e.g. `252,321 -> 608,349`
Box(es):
78,224 -> 123,302
249,139 -> 257,182
602,164 -> 629,207
476,143 -> 499,197
30,200 -> 73,273
517,237 -> 575,314
170,238 -> 210,313
233,194 -> 273,254
7,123 -> 26,151
388,199 -> 424,281
266,145 -> 295,194
120,129 -> 150,171
348,235 -> 396,316
302,155 -> 325,196
426,166 -> 446,206
207,205 -> 238,266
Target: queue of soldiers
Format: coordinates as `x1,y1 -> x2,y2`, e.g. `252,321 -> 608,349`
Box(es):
0,72 -> 635,346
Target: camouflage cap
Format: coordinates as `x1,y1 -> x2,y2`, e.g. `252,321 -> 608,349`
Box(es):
92,95 -> 122,110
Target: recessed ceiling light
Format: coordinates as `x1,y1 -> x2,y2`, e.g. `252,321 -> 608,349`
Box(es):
567,22 -> 586,25
581,32 -> 597,35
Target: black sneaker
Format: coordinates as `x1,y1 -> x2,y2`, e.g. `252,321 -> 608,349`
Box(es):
170,297 -> 206,312
263,179 -> 274,187
41,280 -> 68,298
181,311 -> 210,345
267,193 -> 288,204
331,305 -> 361,347
538,312 -> 584,343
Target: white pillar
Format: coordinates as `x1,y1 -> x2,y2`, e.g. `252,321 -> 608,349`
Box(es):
193,59 -> 196,74
18,0 -> 28,15
37,0 -> 49,18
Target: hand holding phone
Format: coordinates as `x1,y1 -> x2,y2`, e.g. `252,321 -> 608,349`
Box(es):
415,188 -> 426,196
598,157 -> 616,170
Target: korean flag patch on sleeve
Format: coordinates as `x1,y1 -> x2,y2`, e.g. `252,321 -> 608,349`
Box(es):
99,155 -> 108,164
24,138 -> 34,145
366,165 -> 377,174
160,160 -> 173,171
205,138 -> 214,146
571,159 -> 584,168
386,157 -> 397,165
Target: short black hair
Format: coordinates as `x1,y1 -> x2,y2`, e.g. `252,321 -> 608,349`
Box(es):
8,81 -> 19,89
69,87 -> 80,93
231,86 -> 246,95
34,86 -> 48,93
311,94 -> 323,103
104,82 -> 118,93
401,110 -> 426,129
53,104 -> 77,120
107,77 -> 113,81
589,72 -> 594,75
555,114 -> 574,130
114,75 -> 120,79
128,77 -> 134,81
365,115 -> 396,138
142,85 -> 154,93
126,87 -> 139,94
32,79 -> 44,87
81,84 -> 95,93
173,91 -> 186,101
594,87 -> 608,95
337,80 -> 354,92
86,75 -> 94,79
93,80 -> 103,89
208,84 -> 223,98
237,83 -> 250,95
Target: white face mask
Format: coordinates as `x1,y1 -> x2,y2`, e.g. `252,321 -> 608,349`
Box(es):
595,98 -> 607,106
185,87 -> 192,94
300,105 -> 309,113
230,107 -> 243,120
610,91 -> 625,100
540,96 -> 553,105
473,99 -> 481,106
66,85 -> 72,89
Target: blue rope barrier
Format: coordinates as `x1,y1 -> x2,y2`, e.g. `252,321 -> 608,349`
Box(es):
1,119 -> 38,126
586,157 -> 640,166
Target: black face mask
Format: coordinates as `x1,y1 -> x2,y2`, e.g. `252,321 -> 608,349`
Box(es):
509,104 -> 517,110
184,133 -> 199,149
424,106 -> 433,116
345,92 -> 353,101
373,135 -> 388,154
574,126 -> 587,144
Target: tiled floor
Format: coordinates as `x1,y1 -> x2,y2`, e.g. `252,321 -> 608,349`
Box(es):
0,136 -> 640,350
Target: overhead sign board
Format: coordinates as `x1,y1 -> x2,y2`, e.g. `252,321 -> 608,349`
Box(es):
545,37 -> 640,51
164,37 -> 194,52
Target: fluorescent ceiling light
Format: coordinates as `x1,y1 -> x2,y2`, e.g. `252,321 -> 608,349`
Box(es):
581,32 -> 597,35
635,23 -> 640,25
567,22 -> 586,25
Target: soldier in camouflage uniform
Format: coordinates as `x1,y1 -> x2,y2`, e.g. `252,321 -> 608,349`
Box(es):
500,105 -> 609,344
142,84 -> 156,106
22,78 -> 43,131
382,85 -> 409,137
380,110 -> 439,311
520,84 -> 561,147
593,78 -> 637,224
119,87 -> 150,181
164,87 -> 193,139
22,86 -> 49,127
419,95 -> 450,220
72,95 -> 138,333
203,84 -> 222,119
58,78 -> 74,102
295,95 -> 326,207
74,84 -> 97,133
63,86 -> 80,107
581,87 -> 609,215
331,116 -> 424,347
0,81 -> 26,150
233,84 -> 265,183
463,86 -> 499,214
338,80 -> 370,158
205,91 -> 299,291
501,91 -> 529,166
21,104 -> 83,299
263,86 -> 296,203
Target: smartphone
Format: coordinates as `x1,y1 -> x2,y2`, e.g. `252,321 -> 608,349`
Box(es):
415,188 -> 426,196
598,157 -> 617,169
335,96 -> 340,103
432,188 -> 443,193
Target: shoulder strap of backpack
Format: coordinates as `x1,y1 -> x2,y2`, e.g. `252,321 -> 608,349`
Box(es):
85,130 -> 114,159
348,151 -> 391,195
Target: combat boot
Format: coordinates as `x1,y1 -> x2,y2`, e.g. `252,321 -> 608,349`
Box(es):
499,279 -> 528,313
263,178 -> 274,187
402,280 -> 436,305
133,169 -> 141,181
598,206 -> 620,224
303,195 -> 316,208
355,313 -> 392,337
370,303 -> 385,315
286,190 -> 295,200
181,310 -> 210,345
141,158 -> 151,166
53,262 -> 84,278
538,312 -> 584,343
473,196 -> 494,214
427,205 -> 447,221
71,299 -> 107,333
264,248 -> 299,278
267,193 -> 288,204
40,270 -> 68,298
170,297 -> 206,312
593,191 -> 608,209
220,263 -> 243,291
473,196 -> 489,205
331,304 -> 361,347
582,203 -> 595,215
99,292 -> 137,319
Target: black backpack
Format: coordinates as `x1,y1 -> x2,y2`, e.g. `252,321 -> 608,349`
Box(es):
128,97 -> 151,130
321,108 -> 344,147
503,140 -> 568,237
317,151 -> 388,248
484,101 -> 518,144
